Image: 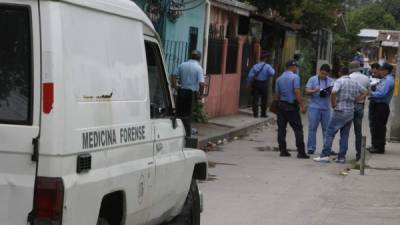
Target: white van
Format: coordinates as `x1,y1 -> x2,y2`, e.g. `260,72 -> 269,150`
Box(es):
0,0 -> 208,225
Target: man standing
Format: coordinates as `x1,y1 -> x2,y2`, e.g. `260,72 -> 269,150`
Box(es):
349,61 -> 370,161
275,60 -> 309,159
171,50 -> 205,137
314,67 -> 368,163
304,64 -> 334,155
368,63 -> 395,154
247,52 -> 275,118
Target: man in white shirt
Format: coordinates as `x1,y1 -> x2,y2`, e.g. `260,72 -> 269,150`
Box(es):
349,61 -> 370,161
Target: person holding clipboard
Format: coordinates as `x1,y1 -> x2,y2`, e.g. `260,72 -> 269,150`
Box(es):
304,64 -> 334,155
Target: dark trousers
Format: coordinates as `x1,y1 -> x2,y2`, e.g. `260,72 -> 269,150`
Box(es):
369,102 -> 390,151
252,80 -> 268,117
176,89 -> 196,137
353,103 -> 365,158
277,102 -> 306,154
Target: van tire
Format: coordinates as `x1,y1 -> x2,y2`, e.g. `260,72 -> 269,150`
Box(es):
97,218 -> 110,225
168,179 -> 200,225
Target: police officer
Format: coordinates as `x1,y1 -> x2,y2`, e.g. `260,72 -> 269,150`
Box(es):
247,52 -> 275,118
368,63 -> 395,154
275,60 -> 309,159
171,50 -> 205,137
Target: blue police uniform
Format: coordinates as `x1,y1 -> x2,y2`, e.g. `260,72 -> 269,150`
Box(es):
275,71 -> 301,103
305,75 -> 334,153
247,62 -> 275,117
275,70 -> 307,156
173,59 -> 205,137
369,74 -> 395,152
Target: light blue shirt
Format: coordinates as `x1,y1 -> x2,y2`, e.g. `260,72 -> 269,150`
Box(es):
275,71 -> 300,103
247,62 -> 275,84
173,59 -> 204,92
371,74 -> 395,104
306,75 -> 334,110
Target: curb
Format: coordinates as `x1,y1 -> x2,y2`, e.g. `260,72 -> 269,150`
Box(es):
197,117 -> 275,149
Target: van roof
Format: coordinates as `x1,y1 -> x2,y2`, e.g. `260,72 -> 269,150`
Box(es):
59,0 -> 155,33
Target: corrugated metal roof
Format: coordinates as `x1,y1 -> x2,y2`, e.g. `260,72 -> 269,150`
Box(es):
358,29 -> 380,38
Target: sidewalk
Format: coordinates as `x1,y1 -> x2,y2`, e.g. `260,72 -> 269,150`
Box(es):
193,109 -> 275,149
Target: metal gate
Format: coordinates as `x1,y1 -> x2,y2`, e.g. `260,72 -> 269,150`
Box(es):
239,39 -> 253,108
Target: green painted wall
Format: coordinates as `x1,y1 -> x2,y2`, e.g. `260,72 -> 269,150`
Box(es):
163,2 -> 206,73
132,0 -> 206,74
133,0 -> 146,9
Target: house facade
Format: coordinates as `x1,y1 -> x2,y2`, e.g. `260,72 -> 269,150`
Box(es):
133,0 -> 207,74
203,0 -> 257,117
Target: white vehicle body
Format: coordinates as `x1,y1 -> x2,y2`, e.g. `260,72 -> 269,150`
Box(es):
0,0 -> 207,224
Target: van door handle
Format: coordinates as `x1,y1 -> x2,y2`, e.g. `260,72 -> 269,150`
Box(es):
156,143 -> 163,152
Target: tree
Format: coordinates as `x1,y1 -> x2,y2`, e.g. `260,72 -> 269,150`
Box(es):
244,0 -> 345,35
382,0 -> 400,22
244,0 -> 303,22
332,1 -> 400,66
348,3 -> 400,33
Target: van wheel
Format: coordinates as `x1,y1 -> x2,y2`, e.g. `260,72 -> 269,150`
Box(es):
97,217 -> 110,225
168,179 -> 200,225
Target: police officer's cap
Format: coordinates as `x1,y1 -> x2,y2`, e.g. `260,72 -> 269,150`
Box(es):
286,59 -> 298,67
191,50 -> 202,60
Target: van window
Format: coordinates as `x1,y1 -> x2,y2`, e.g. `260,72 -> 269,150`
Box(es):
0,6 -> 32,124
145,42 -> 172,118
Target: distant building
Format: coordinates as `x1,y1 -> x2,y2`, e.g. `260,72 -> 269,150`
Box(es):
358,28 -> 400,65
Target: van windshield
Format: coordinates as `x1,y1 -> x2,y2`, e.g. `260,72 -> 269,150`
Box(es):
0,6 -> 32,124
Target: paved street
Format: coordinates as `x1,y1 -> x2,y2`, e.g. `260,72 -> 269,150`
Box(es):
199,110 -> 400,225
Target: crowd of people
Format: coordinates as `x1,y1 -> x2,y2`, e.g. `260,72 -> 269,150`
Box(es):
248,53 -> 395,163
171,49 -> 395,164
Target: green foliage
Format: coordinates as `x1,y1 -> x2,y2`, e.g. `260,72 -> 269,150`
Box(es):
297,39 -> 314,87
382,0 -> 400,22
244,0 -> 345,35
244,0 -> 400,64
332,2 -> 400,65
244,0 -> 303,21
192,102 -> 208,124
348,3 -> 400,33
297,0 -> 345,35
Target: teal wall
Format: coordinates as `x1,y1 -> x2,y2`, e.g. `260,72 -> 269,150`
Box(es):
132,0 -> 206,74
164,2 -> 205,49
163,2 -> 206,74
133,0 -> 146,9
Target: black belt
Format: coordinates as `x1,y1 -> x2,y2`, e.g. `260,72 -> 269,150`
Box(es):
370,101 -> 388,106
279,101 -> 297,104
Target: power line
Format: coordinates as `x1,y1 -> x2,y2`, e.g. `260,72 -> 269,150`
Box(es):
170,1 -> 204,11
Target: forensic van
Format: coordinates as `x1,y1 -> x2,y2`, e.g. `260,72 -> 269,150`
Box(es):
0,0 -> 208,225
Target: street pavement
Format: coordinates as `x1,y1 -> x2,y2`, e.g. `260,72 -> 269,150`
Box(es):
199,109 -> 400,225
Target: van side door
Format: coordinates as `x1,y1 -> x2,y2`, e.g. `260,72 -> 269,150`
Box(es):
144,40 -> 188,222
0,1 -> 41,224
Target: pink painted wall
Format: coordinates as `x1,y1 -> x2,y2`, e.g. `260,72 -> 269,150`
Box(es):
204,36 -> 246,118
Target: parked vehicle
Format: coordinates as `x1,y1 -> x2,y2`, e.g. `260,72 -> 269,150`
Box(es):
0,0 -> 207,224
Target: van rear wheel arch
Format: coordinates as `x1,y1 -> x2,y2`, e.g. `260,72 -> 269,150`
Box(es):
97,191 -> 125,225
192,162 -> 207,180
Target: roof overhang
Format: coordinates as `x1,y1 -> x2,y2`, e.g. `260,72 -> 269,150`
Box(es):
211,0 -> 257,16
250,12 -> 302,31
381,41 -> 399,48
